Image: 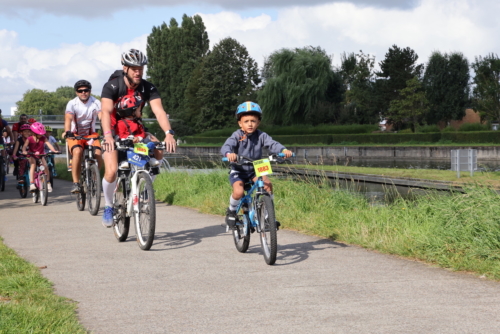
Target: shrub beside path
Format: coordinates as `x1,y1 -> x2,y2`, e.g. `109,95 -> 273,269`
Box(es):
1,177 -> 500,333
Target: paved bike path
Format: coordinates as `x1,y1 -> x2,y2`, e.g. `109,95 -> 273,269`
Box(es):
1,176 -> 500,333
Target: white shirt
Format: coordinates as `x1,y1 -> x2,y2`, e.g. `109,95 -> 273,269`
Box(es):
65,96 -> 101,136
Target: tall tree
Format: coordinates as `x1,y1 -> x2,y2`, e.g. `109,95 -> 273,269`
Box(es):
423,51 -> 470,124
258,46 -> 336,125
193,37 -> 260,132
376,45 -> 423,113
387,77 -> 429,132
341,50 -> 378,124
471,53 -> 500,122
146,14 -> 209,121
16,89 -> 69,115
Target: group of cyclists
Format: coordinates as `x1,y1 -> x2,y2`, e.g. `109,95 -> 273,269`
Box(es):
2,49 -> 177,227
2,48 -> 294,242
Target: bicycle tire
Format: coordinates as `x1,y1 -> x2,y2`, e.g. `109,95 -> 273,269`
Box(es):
76,173 -> 86,211
113,179 -> 130,242
19,178 -> 28,198
40,174 -> 48,206
134,173 -> 156,250
32,191 -> 39,203
258,194 -> 278,265
87,164 -> 101,216
159,158 -> 171,173
233,212 -> 251,253
0,158 -> 5,192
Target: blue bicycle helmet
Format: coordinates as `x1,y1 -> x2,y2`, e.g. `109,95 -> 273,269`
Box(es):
235,102 -> 262,120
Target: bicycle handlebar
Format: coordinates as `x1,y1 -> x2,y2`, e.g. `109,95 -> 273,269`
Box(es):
71,135 -> 104,141
222,153 -> 295,164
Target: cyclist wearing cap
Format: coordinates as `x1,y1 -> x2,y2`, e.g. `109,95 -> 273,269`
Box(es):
99,48 -> 176,227
62,80 -> 103,194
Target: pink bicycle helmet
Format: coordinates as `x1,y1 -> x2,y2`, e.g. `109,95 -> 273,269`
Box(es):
30,122 -> 46,135
20,124 -> 31,131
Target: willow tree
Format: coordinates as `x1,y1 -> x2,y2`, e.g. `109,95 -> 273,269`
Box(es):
258,46 -> 335,125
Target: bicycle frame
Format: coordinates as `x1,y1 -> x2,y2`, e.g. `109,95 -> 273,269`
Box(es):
231,178 -> 267,235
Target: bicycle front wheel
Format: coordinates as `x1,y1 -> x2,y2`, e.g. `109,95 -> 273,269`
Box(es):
113,179 -> 130,242
39,174 -> 48,206
19,178 -> 28,198
233,213 -> 250,253
134,173 -> 156,250
76,173 -> 86,211
258,194 -> 277,265
87,164 -> 101,216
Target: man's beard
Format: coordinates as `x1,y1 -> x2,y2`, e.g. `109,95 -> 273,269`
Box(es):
79,96 -> 90,103
126,73 -> 140,87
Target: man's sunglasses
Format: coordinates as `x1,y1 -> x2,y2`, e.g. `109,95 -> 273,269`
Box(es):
77,89 -> 90,93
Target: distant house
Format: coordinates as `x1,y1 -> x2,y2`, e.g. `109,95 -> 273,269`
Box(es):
437,108 -> 483,130
378,118 -> 394,131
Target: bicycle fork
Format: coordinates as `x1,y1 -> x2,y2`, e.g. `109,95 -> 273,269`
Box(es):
126,170 -> 150,221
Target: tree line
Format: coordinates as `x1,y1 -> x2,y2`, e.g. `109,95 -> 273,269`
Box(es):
15,14 -> 500,136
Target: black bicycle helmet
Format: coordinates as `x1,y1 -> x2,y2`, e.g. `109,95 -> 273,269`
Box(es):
74,79 -> 92,90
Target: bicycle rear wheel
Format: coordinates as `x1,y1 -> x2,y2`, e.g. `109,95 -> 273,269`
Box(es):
39,174 -> 48,206
134,173 -> 156,250
113,179 -> 130,242
233,212 -> 251,253
87,164 -> 101,216
76,173 -> 86,211
258,194 -> 277,265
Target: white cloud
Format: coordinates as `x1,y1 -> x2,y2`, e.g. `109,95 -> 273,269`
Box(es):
2,0 -> 414,18
0,30 -> 147,112
201,0 -> 500,67
2,0 -> 500,113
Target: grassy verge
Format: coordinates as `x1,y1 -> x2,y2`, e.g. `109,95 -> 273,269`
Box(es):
0,238 -> 86,333
154,170 -> 500,280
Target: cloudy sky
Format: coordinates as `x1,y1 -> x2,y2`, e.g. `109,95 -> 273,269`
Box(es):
1,0 -> 499,115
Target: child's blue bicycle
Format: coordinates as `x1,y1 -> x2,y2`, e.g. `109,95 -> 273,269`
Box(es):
222,153 -> 292,265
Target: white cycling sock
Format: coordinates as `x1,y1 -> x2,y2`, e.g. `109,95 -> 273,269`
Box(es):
229,195 -> 239,211
102,179 -> 117,207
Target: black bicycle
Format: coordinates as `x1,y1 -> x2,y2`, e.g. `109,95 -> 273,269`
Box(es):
73,136 -> 102,216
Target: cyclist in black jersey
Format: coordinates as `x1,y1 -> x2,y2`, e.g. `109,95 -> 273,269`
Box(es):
99,49 -> 176,227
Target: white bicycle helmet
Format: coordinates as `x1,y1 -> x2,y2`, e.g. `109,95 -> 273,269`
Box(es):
121,49 -> 148,67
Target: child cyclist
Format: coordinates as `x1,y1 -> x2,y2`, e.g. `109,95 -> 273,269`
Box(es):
115,94 -> 160,169
21,122 -> 59,193
12,124 -> 32,183
220,101 -> 293,228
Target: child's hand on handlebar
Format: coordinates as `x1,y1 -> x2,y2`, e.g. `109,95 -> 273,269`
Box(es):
282,150 -> 293,158
226,153 -> 237,162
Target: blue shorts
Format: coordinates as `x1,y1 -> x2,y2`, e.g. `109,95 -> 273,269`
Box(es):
229,170 -> 255,186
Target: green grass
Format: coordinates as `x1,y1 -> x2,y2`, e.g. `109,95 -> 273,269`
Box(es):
154,170 -> 500,280
0,238 -> 86,333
